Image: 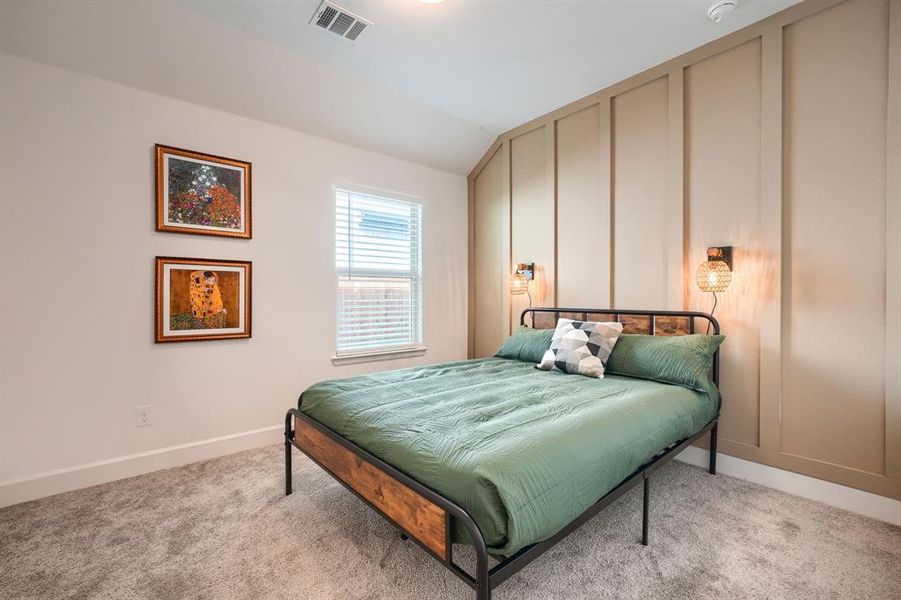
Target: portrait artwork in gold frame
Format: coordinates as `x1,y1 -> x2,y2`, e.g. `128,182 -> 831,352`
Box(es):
155,257 -> 252,343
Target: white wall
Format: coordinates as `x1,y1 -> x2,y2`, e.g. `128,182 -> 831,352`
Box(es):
0,53 -> 468,500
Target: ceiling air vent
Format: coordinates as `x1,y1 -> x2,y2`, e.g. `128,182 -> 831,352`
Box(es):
310,1 -> 371,41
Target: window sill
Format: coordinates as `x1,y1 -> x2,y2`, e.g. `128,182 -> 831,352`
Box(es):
331,345 -> 428,366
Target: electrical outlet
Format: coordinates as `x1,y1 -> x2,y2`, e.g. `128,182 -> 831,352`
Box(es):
135,405 -> 152,428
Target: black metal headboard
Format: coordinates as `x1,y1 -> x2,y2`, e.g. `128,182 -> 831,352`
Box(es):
520,307 -> 721,386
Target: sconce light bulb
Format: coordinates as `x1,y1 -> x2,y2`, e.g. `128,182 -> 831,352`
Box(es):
696,259 -> 732,293
510,272 -> 529,295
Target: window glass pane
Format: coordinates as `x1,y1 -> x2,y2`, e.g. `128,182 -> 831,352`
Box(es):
335,188 -> 422,353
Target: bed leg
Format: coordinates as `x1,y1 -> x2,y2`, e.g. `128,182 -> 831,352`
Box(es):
476,577 -> 491,600
475,539 -> 490,600
284,411 -> 293,496
709,422 -> 718,475
641,476 -> 650,546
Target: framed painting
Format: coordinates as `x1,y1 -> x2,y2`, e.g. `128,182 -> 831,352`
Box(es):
155,144 -> 252,238
155,257 -> 252,343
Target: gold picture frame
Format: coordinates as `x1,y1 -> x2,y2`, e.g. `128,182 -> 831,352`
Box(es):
155,257 -> 252,343
155,144 -> 252,239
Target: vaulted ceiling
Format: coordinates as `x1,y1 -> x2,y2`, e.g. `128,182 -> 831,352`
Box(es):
0,0 -> 799,174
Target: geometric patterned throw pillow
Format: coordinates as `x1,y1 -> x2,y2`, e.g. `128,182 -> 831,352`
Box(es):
537,318 -> 624,378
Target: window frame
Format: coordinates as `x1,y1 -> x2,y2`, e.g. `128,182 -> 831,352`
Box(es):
332,182 -> 426,363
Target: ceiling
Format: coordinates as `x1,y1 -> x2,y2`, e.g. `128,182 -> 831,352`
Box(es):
0,0 -> 799,174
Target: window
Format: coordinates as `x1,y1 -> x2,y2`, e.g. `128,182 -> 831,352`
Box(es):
335,186 -> 422,355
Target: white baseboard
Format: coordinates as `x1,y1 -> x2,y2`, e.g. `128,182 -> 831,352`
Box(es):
4,429 -> 898,527
676,446 -> 901,527
0,425 -> 283,508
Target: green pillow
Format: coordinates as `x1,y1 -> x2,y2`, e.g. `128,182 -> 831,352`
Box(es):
605,334 -> 725,392
495,326 -> 554,364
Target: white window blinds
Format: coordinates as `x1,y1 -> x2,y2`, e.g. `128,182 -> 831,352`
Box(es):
336,187 -> 422,354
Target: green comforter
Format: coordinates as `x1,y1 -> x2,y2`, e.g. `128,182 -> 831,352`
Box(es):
299,358 -> 718,556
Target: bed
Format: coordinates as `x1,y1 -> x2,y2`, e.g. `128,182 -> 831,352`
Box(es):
285,307 -> 721,600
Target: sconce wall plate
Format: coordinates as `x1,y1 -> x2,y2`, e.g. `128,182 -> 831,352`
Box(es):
706,246 -> 733,270
515,262 -> 535,281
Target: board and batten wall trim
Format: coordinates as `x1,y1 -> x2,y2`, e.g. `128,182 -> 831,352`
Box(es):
468,0 -> 901,501
885,0 -> 901,481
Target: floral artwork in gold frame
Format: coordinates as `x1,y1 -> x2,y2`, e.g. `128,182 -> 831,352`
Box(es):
155,145 -> 251,238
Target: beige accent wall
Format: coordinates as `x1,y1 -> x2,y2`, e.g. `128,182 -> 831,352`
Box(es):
510,126 -> 554,331
782,0 -> 889,475
556,106 -> 609,308
472,147 -> 510,357
686,38 -> 763,449
612,77 -> 672,310
468,0 -> 901,500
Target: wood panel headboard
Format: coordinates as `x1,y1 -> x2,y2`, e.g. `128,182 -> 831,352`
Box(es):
520,307 -> 721,385
521,306 -> 719,335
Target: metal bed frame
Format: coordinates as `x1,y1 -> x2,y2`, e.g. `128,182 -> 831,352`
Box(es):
285,308 -> 721,600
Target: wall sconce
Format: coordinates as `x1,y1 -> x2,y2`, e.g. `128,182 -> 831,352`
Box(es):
510,262 -> 534,307
696,246 -> 732,329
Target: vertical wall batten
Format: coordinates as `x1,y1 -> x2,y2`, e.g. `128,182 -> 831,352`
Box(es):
667,67 -> 685,311
758,25 -> 784,453
467,176 -> 476,359
503,140 -> 512,336
885,0 -> 901,480
547,123 -> 558,308
605,97 -> 615,308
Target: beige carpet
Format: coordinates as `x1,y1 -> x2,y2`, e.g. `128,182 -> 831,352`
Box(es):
1,444 -> 899,599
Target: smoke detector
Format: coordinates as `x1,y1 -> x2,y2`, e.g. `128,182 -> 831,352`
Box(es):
707,0 -> 738,24
310,1 -> 371,41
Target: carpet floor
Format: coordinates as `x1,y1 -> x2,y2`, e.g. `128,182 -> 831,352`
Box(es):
1,444 -> 899,599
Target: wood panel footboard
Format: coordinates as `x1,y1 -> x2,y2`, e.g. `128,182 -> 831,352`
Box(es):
294,416 -> 449,560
